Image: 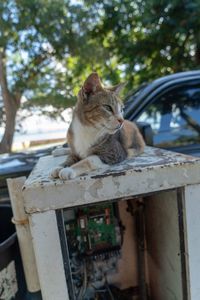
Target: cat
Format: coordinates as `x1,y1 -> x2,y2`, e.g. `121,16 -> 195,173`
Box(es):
50,72 -> 145,180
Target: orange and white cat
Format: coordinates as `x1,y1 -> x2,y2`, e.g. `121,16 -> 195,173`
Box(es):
50,73 -> 145,180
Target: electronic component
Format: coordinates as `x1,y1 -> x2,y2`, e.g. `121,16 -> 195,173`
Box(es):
64,203 -> 122,257
63,202 -> 123,299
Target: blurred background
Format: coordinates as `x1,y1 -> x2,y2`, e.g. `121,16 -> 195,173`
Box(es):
0,0 -> 200,154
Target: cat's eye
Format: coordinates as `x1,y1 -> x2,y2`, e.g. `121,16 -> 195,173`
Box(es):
103,105 -> 113,112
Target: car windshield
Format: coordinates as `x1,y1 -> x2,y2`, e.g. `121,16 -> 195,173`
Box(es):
137,84 -> 200,149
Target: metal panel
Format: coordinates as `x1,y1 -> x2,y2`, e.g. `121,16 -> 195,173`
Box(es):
7,177 -> 40,293
23,147 -> 200,213
29,210 -> 69,300
184,184 -> 200,300
145,190 -> 184,300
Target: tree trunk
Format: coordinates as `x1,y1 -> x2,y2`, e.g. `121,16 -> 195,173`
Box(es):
0,50 -> 21,154
0,96 -> 18,153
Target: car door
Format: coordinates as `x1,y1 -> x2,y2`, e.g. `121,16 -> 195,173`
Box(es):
137,83 -> 200,156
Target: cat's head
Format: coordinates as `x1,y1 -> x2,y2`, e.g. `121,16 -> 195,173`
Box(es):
76,73 -> 126,134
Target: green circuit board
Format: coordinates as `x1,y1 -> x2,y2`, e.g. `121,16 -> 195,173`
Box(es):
64,203 -> 121,256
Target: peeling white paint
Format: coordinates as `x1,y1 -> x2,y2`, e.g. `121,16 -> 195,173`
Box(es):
0,261 -> 18,300
183,168 -> 189,178
21,146 -> 200,300
23,147 -> 200,213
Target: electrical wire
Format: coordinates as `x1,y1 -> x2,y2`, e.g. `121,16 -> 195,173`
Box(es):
105,278 -> 115,300
77,260 -> 87,300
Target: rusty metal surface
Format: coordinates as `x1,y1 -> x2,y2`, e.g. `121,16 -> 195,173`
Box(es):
91,147 -> 199,179
22,147 -> 200,213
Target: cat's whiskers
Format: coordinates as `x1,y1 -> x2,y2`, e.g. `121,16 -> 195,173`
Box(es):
103,122 -> 123,134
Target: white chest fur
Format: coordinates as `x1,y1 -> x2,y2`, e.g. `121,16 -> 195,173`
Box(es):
72,117 -> 102,158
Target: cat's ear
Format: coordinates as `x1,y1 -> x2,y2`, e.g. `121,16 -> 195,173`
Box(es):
107,82 -> 127,95
80,73 -> 103,101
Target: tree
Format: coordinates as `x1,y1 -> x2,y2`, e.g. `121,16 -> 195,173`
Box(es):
1,0 -> 200,153
87,0 -> 200,85
0,1 -> 64,152
0,0 -> 103,153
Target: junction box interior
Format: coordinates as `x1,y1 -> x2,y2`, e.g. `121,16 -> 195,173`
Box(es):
58,189 -> 186,300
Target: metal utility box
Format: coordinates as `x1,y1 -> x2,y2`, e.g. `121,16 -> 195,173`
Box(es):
22,147 -> 200,300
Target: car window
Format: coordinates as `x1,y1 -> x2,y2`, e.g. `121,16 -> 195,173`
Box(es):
137,85 -> 200,148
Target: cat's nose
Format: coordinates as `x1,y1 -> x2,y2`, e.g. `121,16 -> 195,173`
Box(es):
117,117 -> 124,125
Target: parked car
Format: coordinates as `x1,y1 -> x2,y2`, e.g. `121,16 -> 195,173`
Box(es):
0,147 -> 54,202
1,70 -> 200,201
124,70 -> 200,156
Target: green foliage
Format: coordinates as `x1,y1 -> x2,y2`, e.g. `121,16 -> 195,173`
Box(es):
1,0 -> 200,113
1,0 -> 83,108
86,0 -> 200,89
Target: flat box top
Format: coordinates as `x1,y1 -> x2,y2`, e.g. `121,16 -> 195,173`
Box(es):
23,147 -> 200,213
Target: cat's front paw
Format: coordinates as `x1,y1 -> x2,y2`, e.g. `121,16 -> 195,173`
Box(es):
50,167 -> 63,178
59,167 -> 76,180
